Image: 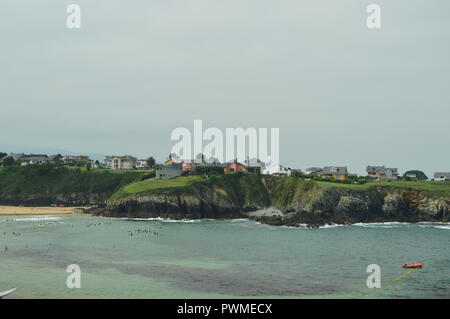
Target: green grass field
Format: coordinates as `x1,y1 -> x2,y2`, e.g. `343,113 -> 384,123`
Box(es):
317,180 -> 450,197
110,176 -> 205,200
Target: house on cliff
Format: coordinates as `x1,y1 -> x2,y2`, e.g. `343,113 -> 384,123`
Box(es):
224,161 -> 248,173
403,170 -> 428,181
307,166 -> 348,180
1,153 -> 53,166
262,164 -> 292,176
156,165 -> 182,180
63,155 -> 92,165
105,155 -> 137,170
136,159 -> 149,169
366,165 -> 399,181
433,172 -> 450,182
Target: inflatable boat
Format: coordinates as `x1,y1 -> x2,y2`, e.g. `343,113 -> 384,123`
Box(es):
402,263 -> 423,268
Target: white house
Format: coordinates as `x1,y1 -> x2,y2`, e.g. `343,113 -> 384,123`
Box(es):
262,164 -> 292,176
136,159 -> 149,169
156,166 -> 182,180
433,172 -> 450,182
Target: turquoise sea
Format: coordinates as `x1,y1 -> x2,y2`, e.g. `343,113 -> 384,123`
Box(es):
0,214 -> 449,298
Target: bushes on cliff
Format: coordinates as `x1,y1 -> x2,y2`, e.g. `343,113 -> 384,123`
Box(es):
268,177 -> 318,207
0,165 -> 145,196
199,173 -> 270,208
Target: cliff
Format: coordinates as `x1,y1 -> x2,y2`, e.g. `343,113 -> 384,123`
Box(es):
1,165 -> 449,227
256,178 -> 450,226
101,175 -> 450,226
101,173 -> 270,219
0,165 -> 147,206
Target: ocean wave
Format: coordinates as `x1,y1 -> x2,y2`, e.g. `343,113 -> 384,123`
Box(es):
432,225 -> 450,230
280,223 -> 346,229
354,221 -> 450,229
280,224 -> 310,230
353,222 -> 402,228
319,223 -> 346,229
230,218 -> 250,222
11,216 -> 63,222
105,216 -> 201,223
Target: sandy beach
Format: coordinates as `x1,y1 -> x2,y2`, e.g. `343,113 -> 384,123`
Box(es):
0,206 -> 88,216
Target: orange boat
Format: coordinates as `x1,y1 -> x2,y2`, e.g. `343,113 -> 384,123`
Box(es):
402,263 -> 423,268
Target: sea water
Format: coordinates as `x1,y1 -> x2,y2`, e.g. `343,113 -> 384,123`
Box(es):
0,214 -> 449,298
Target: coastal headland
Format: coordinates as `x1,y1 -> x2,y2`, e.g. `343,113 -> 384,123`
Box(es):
0,166 -> 449,226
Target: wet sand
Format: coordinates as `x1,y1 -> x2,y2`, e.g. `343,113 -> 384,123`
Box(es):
245,207 -> 283,217
0,206 -> 88,216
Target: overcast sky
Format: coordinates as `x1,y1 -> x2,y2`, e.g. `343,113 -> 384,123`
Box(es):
1,1 -> 449,175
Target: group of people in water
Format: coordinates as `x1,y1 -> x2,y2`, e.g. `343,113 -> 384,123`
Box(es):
85,221 -> 112,227
3,231 -> 22,236
2,231 -> 26,252
128,228 -> 160,237
1,218 -> 165,254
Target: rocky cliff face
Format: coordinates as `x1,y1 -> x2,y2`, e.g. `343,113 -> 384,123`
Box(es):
101,178 -> 268,219
102,192 -> 245,219
100,176 -> 450,226
255,185 -> 450,227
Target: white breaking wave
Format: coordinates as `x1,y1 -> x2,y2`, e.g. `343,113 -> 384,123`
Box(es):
12,216 -> 62,222
319,223 -> 347,229
432,225 -> 450,230
105,216 -> 200,223
353,222 -> 402,228
230,218 -> 250,222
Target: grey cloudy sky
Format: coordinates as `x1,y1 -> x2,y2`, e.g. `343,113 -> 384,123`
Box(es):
1,0 -> 449,176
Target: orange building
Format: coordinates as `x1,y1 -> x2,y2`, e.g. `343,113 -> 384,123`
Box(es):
224,162 -> 248,173
181,161 -> 195,172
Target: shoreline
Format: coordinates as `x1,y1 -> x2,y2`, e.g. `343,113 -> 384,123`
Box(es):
0,205 -> 89,216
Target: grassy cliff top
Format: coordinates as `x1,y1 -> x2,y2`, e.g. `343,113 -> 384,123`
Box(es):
109,173 -> 271,208
110,173 -> 450,202
317,180 -> 450,197
110,176 -> 205,200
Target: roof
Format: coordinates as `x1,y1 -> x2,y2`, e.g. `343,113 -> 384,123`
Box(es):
434,172 -> 450,179
158,165 -> 181,172
403,170 -> 428,179
320,166 -> 348,175
226,162 -> 246,167
262,164 -> 291,174
106,155 -> 137,161
2,153 -> 25,162
306,167 -> 322,173
367,166 -> 398,173
367,165 -> 385,172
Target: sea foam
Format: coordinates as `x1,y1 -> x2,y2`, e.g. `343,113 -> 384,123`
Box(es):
12,216 -> 62,222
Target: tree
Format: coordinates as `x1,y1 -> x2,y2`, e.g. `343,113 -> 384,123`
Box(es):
53,154 -> 63,164
146,156 -> 156,168
2,157 -> 15,166
0,152 -> 7,159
